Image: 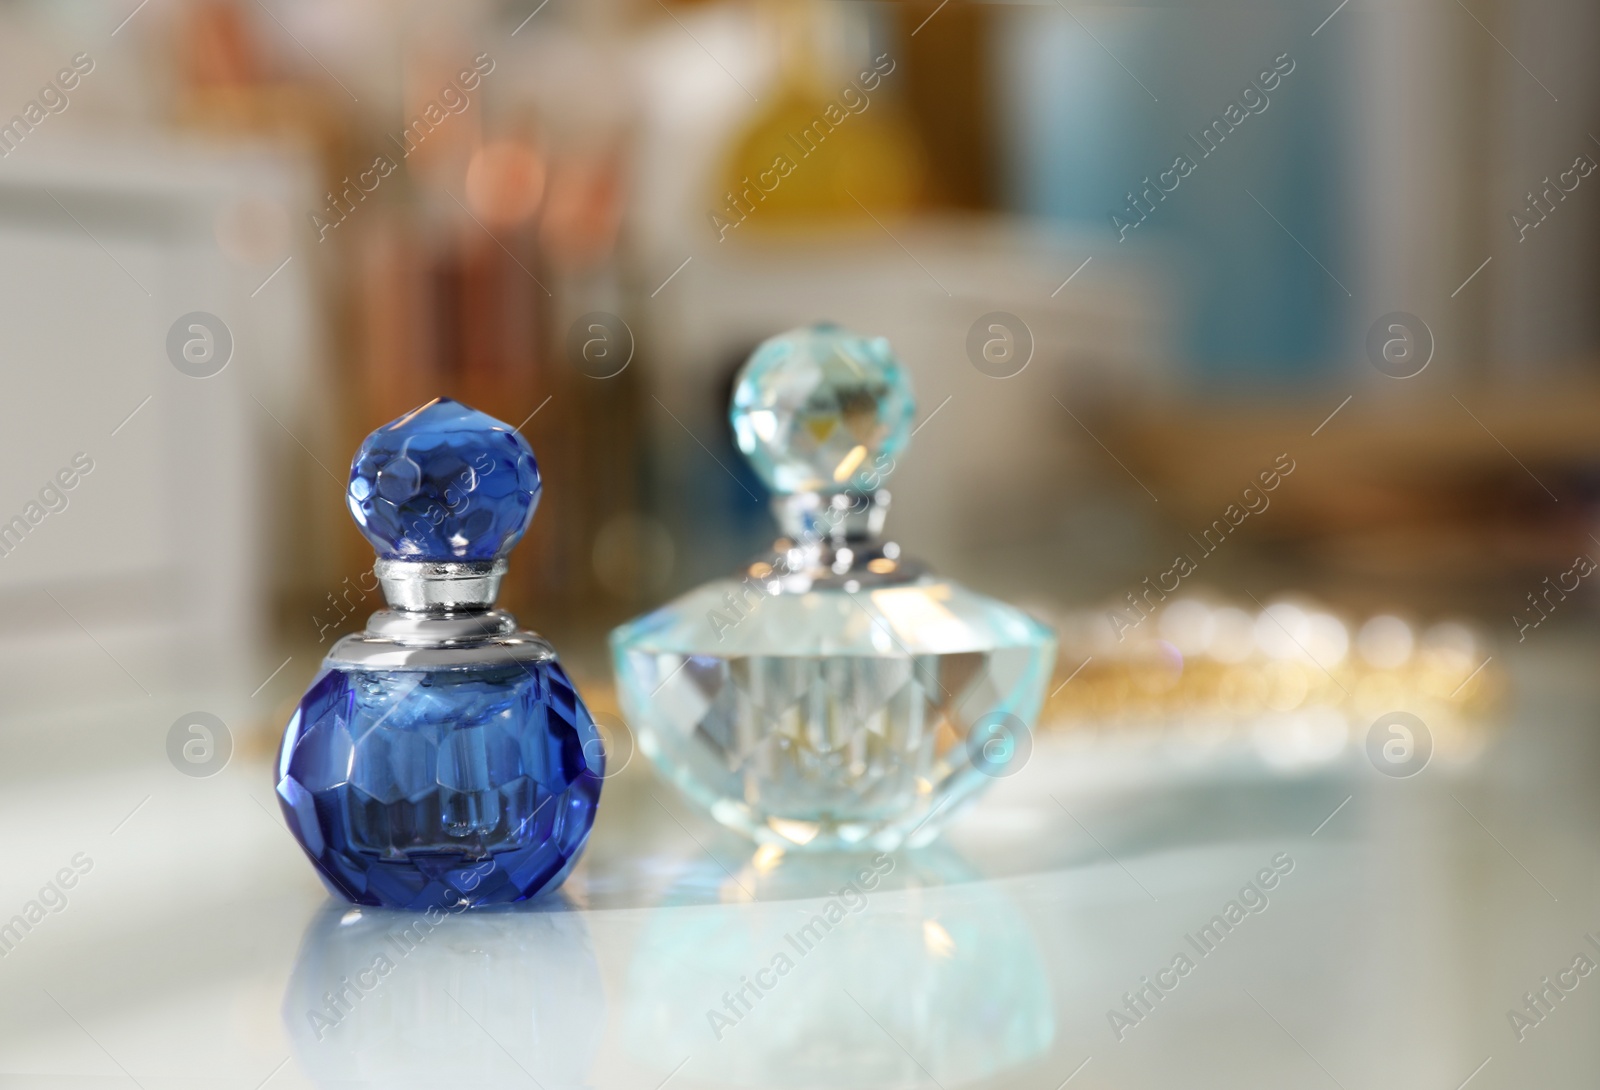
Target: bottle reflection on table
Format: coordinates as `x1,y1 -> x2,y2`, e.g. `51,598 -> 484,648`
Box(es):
622,843 -> 1055,1086
282,896 -> 604,1087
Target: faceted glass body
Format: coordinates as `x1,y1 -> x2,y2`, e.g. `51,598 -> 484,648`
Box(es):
277,659 -> 603,909
730,324 -> 915,495
611,576 -> 1056,850
346,397 -> 542,561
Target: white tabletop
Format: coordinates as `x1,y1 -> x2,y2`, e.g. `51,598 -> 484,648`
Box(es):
0,634 -> 1591,1089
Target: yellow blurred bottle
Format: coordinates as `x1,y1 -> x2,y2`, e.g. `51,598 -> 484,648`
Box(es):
711,0 -> 923,239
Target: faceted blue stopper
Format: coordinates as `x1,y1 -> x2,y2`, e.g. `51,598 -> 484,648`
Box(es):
730,324 -> 916,495
347,398 -> 540,561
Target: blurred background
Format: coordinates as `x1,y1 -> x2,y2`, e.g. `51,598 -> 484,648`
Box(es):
0,0 -> 1589,756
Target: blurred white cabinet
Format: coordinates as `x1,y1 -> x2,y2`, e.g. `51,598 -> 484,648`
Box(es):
0,139 -> 322,718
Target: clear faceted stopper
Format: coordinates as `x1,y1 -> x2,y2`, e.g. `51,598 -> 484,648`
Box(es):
730,324 -> 915,495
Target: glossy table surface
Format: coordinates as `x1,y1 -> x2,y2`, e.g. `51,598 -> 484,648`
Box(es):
1,632 -> 1596,1089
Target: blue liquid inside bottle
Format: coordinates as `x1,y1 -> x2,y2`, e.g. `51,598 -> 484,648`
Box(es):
279,659 -> 602,910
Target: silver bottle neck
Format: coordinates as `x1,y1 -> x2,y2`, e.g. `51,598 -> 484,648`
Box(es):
758,490 -> 923,593
771,490 -> 891,543
375,558 -> 508,613
326,557 -> 550,669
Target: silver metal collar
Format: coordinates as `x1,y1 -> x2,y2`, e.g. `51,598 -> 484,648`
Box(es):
325,609 -> 555,669
376,558 -> 507,613
330,558 -> 549,669
754,489 -> 924,593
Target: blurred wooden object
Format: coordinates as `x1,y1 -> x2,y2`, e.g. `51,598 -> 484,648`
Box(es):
1091,383 -> 1600,589
350,210 -> 644,637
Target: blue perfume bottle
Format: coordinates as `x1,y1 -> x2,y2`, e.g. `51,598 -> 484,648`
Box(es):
277,398 -> 604,909
611,325 -> 1057,851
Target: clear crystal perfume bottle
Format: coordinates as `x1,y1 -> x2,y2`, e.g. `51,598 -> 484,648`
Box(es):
276,398 -> 604,909
611,325 -> 1056,851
